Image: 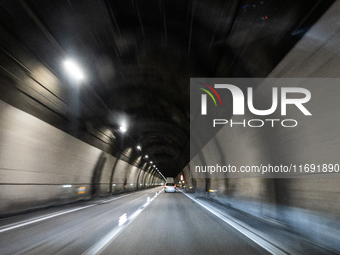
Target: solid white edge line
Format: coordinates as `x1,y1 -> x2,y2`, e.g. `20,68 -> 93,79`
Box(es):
0,188 -> 160,233
179,190 -> 287,255
83,188 -> 163,255
0,205 -> 95,233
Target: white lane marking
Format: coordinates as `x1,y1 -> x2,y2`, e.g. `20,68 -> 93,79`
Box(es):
83,188 -> 163,255
118,213 -> 127,226
0,187 -> 162,233
0,205 -> 95,233
10,190 -> 162,255
179,191 -> 287,255
100,187 -> 162,204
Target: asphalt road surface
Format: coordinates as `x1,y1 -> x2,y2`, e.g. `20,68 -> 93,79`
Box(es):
0,187 -> 275,255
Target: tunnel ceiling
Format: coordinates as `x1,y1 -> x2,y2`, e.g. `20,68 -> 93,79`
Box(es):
0,0 -> 333,178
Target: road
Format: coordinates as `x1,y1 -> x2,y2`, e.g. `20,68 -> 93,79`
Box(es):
100,190 -> 269,255
0,187 -> 326,255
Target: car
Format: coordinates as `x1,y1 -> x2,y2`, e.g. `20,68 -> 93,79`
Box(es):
164,182 -> 176,193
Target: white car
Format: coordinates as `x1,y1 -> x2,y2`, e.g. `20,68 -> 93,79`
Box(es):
164,182 -> 176,193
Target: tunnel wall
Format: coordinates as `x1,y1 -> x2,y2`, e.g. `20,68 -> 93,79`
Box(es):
182,1 -> 340,253
0,99 -> 160,217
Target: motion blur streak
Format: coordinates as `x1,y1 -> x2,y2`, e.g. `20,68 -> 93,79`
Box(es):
0,205 -> 95,233
179,190 -> 287,255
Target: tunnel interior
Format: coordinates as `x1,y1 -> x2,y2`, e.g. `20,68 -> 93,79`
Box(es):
0,0 -> 332,179
0,0 -> 340,254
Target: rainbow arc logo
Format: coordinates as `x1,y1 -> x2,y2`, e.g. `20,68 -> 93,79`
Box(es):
197,82 -> 222,115
197,82 -> 222,106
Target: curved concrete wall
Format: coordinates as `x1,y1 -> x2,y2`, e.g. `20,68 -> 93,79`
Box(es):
0,99 -> 161,216
98,154 -> 117,195
182,2 -> 340,253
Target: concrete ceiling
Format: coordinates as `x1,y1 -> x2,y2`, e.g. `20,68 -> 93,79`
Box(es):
0,0 -> 333,178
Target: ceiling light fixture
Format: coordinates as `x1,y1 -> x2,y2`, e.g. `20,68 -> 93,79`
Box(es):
64,59 -> 84,80
119,126 -> 127,133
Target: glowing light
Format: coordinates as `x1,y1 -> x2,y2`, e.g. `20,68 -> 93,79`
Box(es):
64,60 -> 84,80
209,189 -> 218,192
63,184 -> 72,188
137,145 -> 141,150
120,126 -> 127,133
145,155 -> 148,158
150,161 -> 153,164
78,187 -> 86,194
